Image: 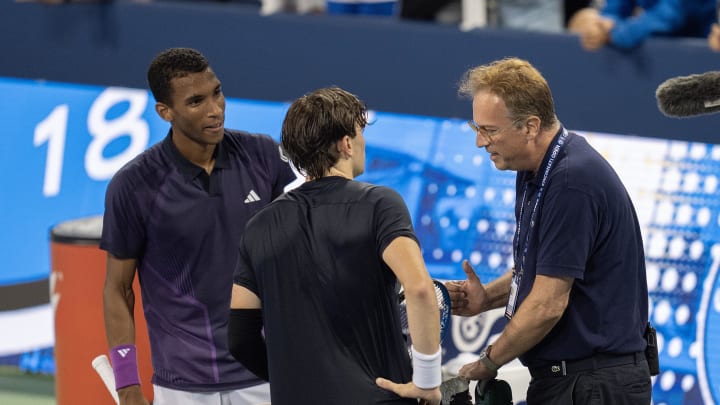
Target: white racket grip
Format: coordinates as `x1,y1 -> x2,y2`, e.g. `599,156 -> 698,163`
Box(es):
92,354 -> 120,404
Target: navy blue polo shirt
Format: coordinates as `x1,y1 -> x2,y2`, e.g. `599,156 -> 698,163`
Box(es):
514,129 -> 649,368
100,129 -> 295,391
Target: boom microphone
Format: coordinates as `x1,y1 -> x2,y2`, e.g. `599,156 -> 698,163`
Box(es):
655,71 -> 720,118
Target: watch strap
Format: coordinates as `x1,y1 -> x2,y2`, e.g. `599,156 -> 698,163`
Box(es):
479,345 -> 500,372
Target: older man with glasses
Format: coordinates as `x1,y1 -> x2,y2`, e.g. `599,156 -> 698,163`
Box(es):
446,57 -> 654,405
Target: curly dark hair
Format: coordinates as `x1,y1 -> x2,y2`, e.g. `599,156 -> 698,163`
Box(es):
147,48 -> 210,105
281,87 -> 368,180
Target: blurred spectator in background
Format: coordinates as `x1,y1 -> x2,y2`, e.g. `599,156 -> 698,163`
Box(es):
496,0 -> 564,33
708,23 -> 720,51
326,0 -> 396,16
259,0 -> 324,14
401,0 -> 592,32
568,0 -> 716,51
564,0 -> 594,26
399,0 -> 460,25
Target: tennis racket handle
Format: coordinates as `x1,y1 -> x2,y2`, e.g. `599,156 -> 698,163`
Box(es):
92,354 -> 120,404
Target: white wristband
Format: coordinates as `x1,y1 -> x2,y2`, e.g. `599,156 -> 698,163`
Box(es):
411,345 -> 442,389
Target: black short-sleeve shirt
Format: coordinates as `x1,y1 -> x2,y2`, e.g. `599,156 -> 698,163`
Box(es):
234,176 -> 418,404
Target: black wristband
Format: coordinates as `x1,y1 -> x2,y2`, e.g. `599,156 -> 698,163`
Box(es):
228,308 -> 269,381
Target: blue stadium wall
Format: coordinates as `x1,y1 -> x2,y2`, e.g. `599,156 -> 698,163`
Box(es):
1,0 -> 718,142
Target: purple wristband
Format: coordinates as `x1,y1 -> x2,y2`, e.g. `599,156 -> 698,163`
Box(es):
109,344 -> 141,390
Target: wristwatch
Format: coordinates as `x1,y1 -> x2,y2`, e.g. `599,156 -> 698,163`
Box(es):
478,345 -> 501,372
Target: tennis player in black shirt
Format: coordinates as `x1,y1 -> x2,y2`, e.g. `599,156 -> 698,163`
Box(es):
228,87 -> 442,404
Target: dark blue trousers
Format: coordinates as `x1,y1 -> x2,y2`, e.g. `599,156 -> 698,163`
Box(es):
526,360 -> 652,405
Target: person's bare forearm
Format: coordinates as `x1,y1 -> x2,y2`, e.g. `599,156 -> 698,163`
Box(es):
103,284 -> 137,347
488,295 -> 563,365
485,275 -> 572,366
480,271 -> 513,312
103,268 -> 149,405
405,280 -> 441,354
382,237 -> 441,355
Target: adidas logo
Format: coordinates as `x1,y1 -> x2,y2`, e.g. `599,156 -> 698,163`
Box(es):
244,190 -> 261,204
116,348 -> 132,358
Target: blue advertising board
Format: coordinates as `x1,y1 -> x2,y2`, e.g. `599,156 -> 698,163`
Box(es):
0,77 -> 718,404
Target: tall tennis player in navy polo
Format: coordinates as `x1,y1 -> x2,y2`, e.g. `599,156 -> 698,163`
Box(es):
446,57 -> 653,404
100,48 -> 296,405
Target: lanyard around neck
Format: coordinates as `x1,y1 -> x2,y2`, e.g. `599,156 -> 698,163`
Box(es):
513,128 -> 569,276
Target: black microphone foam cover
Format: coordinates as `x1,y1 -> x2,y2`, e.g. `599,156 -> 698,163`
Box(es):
656,71 -> 720,118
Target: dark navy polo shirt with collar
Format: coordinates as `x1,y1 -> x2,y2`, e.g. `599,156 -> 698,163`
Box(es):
100,129 -> 295,391
166,130 -> 229,195
513,128 -> 648,368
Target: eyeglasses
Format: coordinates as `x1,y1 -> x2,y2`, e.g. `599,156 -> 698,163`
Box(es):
467,120 -> 523,144
467,120 -> 517,138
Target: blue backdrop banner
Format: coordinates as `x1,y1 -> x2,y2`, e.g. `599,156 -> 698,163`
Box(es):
0,77 -> 718,404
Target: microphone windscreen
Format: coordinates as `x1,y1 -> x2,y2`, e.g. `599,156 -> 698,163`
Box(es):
656,71 -> 720,118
